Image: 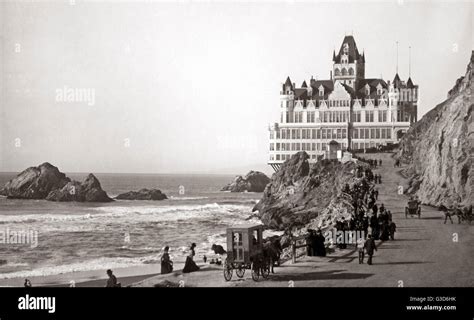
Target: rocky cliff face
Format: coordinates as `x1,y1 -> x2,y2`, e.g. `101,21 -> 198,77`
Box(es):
116,188 -> 167,200
397,51 -> 473,208
221,171 -> 270,192
0,163 -> 70,199
252,151 -> 370,230
46,174 -> 113,202
0,163 -> 113,202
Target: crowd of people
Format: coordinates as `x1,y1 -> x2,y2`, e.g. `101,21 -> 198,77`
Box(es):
337,162 -> 397,265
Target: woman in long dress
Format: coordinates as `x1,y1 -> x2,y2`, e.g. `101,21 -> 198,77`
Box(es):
161,246 -> 173,274
182,243 -> 200,273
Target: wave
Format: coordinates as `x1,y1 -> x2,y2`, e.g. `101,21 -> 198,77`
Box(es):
0,203 -> 255,225
168,196 -> 209,200
0,255 -> 164,279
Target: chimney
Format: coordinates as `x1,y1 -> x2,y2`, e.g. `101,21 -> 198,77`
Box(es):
330,71 -> 333,80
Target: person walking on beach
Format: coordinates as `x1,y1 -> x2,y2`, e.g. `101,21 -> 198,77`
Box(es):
357,236 -> 365,264
105,269 -> 121,287
24,279 -> 32,287
161,246 -> 173,274
389,221 -> 397,240
183,243 -> 200,273
364,235 -> 377,265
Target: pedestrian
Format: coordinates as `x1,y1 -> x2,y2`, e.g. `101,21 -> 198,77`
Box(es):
364,234 -> 377,265
357,237 -> 365,264
389,221 -> 397,240
24,279 -> 32,288
379,159 -> 382,166
105,269 -> 121,287
161,246 -> 173,274
183,243 -> 200,273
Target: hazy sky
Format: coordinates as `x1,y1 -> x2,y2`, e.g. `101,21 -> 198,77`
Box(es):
0,0 -> 472,174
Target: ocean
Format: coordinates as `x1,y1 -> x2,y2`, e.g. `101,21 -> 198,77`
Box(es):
0,173 -> 264,279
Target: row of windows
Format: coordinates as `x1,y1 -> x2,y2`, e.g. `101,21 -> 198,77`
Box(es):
334,67 -> 354,76
270,127 -> 393,140
281,110 -> 389,124
352,127 -> 392,139
270,141 -> 349,154
273,128 -> 348,140
269,142 -> 388,161
321,111 -> 350,123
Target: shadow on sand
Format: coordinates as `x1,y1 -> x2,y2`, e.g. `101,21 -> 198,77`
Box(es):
267,269 -> 373,282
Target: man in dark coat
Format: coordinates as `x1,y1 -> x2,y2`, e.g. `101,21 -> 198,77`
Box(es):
313,229 -> 326,257
364,235 -> 377,265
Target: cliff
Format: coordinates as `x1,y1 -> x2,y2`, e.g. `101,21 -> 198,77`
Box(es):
0,163 -> 70,199
0,163 -> 113,202
396,51 -> 473,207
46,174 -> 113,202
116,188 -> 167,200
252,151 -> 371,230
221,171 -> 270,192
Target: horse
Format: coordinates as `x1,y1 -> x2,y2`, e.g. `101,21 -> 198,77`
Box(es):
439,205 -> 472,224
262,238 -> 282,274
211,244 -> 226,255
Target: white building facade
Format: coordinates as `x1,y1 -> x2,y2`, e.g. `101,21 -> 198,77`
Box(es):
268,35 -> 418,171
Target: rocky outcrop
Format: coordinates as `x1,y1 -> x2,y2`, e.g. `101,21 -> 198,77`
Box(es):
115,188 -> 167,200
396,51 -> 473,208
252,151 -> 371,230
221,171 -> 270,192
0,163 -> 113,202
0,162 -> 70,199
46,174 -> 113,202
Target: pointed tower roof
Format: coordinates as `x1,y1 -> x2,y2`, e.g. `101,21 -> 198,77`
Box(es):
334,35 -> 363,63
284,76 -> 293,87
393,73 -> 402,88
332,50 -> 336,62
301,80 -> 308,88
406,77 -> 415,88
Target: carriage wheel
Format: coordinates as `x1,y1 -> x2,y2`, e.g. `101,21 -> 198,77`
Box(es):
251,262 -> 259,281
223,260 -> 233,281
236,266 -> 245,278
261,260 -> 271,279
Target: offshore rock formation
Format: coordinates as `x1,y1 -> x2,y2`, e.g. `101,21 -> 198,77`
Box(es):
221,171 -> 270,192
0,163 -> 113,202
252,151 -> 370,230
116,188 -> 167,200
46,174 -> 113,202
0,163 -> 70,199
397,51 -> 473,207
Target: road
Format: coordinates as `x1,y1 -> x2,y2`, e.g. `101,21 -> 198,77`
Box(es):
133,153 -> 473,287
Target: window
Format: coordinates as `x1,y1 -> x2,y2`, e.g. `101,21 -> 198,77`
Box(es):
342,68 -> 347,76
366,111 -> 374,122
270,143 -> 274,151
386,128 -> 392,139
276,130 -> 280,139
353,111 -> 361,122
381,128 -> 386,139
281,130 -> 286,139
379,110 -> 387,122
286,112 -> 290,123
365,128 -> 370,139
375,128 -> 380,139
334,68 -> 340,76
276,154 -> 280,161
353,128 -> 359,139
342,128 -> 347,139
360,128 -> 365,139
312,129 -> 316,139
337,128 -> 342,139
316,129 -> 321,139
322,128 -> 327,139
349,68 -> 354,76
276,143 -> 280,151
302,129 -> 306,139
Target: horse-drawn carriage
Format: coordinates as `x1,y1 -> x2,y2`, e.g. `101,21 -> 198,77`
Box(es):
405,199 -> 421,218
223,224 -> 271,282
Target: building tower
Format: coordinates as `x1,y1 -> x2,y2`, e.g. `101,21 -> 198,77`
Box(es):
332,35 -> 365,89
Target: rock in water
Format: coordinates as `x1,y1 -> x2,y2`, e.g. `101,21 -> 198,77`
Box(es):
396,51 -> 473,208
46,174 -> 113,202
221,171 -> 270,192
115,188 -> 167,200
252,151 -> 371,230
0,162 -> 70,199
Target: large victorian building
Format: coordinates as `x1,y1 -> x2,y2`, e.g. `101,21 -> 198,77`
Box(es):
268,35 -> 418,171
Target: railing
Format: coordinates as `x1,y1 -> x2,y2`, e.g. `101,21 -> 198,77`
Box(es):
290,235 -> 308,264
